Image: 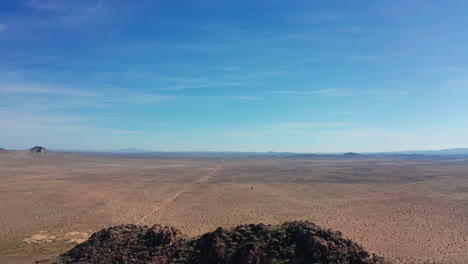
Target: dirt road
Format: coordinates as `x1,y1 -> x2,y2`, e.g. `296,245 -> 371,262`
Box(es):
135,155 -> 227,225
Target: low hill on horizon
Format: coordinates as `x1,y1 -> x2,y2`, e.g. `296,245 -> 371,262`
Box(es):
0,146 -> 79,162
28,146 -> 49,155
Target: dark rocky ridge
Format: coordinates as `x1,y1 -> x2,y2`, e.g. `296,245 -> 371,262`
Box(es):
29,146 -> 49,154
0,148 -> 9,153
39,221 -> 386,264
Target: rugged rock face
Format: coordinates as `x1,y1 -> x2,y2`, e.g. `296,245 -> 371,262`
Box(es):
40,221 -> 386,264
143,224 -> 181,247
29,146 -> 48,154
0,148 -> 9,153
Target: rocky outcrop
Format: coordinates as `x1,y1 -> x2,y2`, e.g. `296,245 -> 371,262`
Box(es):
143,224 -> 181,247
41,221 -> 386,264
0,148 -> 8,153
28,146 -> 48,154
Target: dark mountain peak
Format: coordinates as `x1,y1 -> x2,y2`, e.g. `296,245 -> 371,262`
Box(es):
28,146 -> 48,154
26,146 -> 53,157
0,148 -> 9,153
40,221 -> 386,264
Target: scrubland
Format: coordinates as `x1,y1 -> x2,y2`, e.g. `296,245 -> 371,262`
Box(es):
0,152 -> 466,263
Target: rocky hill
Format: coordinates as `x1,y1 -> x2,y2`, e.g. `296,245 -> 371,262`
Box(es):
0,148 -> 9,153
38,221 -> 385,264
28,146 -> 49,155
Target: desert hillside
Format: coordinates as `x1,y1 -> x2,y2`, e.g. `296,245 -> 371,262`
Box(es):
39,221 -> 385,264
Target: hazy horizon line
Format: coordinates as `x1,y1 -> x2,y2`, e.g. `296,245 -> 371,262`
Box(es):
3,146 -> 468,154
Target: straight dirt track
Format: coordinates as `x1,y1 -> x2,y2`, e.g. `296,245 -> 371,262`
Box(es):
135,155 -> 228,225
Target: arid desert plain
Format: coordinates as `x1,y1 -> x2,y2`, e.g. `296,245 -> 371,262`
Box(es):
0,151 -> 467,264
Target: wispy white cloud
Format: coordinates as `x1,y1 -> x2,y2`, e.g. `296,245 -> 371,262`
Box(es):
106,129 -> 144,134
83,1 -> 103,14
438,67 -> 468,72
25,0 -> 108,26
0,82 -> 99,96
328,128 -> 422,141
332,111 -> 353,115
200,96 -> 264,101
28,0 -> 64,11
446,79 -> 468,86
28,0 -> 102,14
143,122 -> 167,126
288,11 -> 344,25
358,90 -> 409,101
155,77 -> 212,91
271,122 -> 356,128
227,129 -> 262,137
271,89 -> 338,95
348,55 -> 381,61
0,111 -> 143,136
155,76 -> 248,91
272,89 -> 409,101
420,125 -> 468,134
223,66 -> 240,72
0,80 -> 173,105
119,40 -> 235,55
100,94 -> 172,103
0,112 -> 88,130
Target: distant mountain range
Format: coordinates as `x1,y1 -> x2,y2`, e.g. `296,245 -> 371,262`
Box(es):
2,147 -> 468,157
388,148 -> 468,155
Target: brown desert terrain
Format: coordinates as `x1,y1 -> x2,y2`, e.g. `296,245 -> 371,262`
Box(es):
0,150 -> 467,263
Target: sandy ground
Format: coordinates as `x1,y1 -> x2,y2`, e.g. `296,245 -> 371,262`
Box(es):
0,153 -> 467,264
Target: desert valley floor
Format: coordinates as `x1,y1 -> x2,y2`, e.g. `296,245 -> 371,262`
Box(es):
0,152 -> 467,264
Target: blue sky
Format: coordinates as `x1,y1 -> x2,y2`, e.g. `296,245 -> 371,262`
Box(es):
1,0 -> 468,152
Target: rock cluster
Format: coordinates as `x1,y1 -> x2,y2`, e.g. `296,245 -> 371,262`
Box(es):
40,221 -> 386,264
29,146 -> 48,154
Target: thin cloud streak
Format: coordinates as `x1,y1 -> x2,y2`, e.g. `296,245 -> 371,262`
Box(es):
271,89 -> 338,95
0,111 -> 144,135
272,89 -> 410,101
438,67 -> 468,72
0,80 -> 173,105
0,83 -> 99,96
348,55 -> 381,61
271,122 -> 356,128
199,96 -> 264,101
